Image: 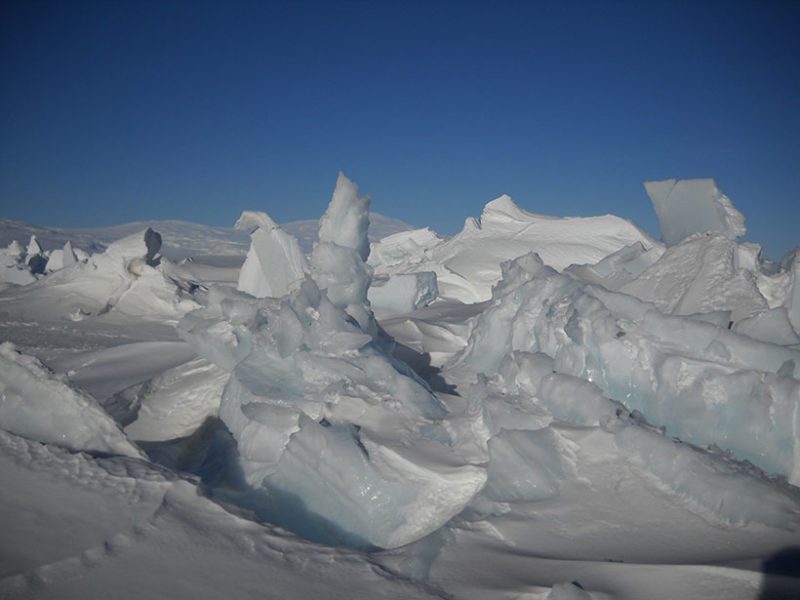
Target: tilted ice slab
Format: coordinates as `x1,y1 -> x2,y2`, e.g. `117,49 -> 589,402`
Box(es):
0,343 -> 142,458
375,195 -> 661,303
645,178 -> 746,246
565,241 -> 664,291
620,232 -> 769,322
453,252 -> 800,485
368,271 -> 438,314
368,228 -> 443,314
235,211 -> 305,299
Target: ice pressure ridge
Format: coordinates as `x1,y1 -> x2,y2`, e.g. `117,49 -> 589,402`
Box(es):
175,174 -> 800,548
1,174 -> 799,558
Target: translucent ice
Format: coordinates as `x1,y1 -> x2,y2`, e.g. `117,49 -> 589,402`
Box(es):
368,271 -> 438,314
311,173 -> 374,330
186,279 -> 485,548
455,251 -> 800,484
645,178 -> 746,246
235,211 -> 305,299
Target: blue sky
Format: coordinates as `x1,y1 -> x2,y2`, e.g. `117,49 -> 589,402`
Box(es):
1,0 -> 798,258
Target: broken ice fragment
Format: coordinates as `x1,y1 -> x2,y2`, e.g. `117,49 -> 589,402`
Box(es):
645,178 -> 746,246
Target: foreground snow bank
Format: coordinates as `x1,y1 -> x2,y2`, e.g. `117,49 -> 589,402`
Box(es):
0,343 -> 142,458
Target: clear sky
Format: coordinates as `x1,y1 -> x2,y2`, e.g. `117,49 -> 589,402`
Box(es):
1,0 -> 798,259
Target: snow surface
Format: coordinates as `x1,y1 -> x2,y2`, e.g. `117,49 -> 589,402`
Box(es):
1,174 -> 799,599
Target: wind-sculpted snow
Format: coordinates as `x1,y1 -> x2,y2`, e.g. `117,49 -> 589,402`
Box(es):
0,228 -> 198,321
0,343 -> 143,458
372,194 -> 661,303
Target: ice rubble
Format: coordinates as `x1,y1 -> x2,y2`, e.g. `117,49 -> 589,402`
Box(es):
2,173 -> 800,598
172,173 -> 800,552
645,178 -> 746,245
179,174 -> 486,549
619,232 -> 768,321
0,228 -> 198,321
1,235 -> 89,286
453,251 -> 800,485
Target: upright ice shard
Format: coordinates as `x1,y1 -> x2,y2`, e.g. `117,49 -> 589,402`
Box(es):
645,178 -> 746,246
311,172 -> 373,329
235,211 -> 306,299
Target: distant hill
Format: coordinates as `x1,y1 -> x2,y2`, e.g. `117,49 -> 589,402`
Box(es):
0,213 -> 414,258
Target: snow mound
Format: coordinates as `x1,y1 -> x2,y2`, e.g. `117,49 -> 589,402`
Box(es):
0,228 -> 198,321
0,343 -> 142,458
645,178 -> 746,246
374,194 -> 661,303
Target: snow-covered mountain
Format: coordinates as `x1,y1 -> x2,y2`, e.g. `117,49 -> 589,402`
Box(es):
1,175 -> 799,600
0,212 -> 413,258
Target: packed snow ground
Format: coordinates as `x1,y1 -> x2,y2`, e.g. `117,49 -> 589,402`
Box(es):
1,174 -> 799,599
